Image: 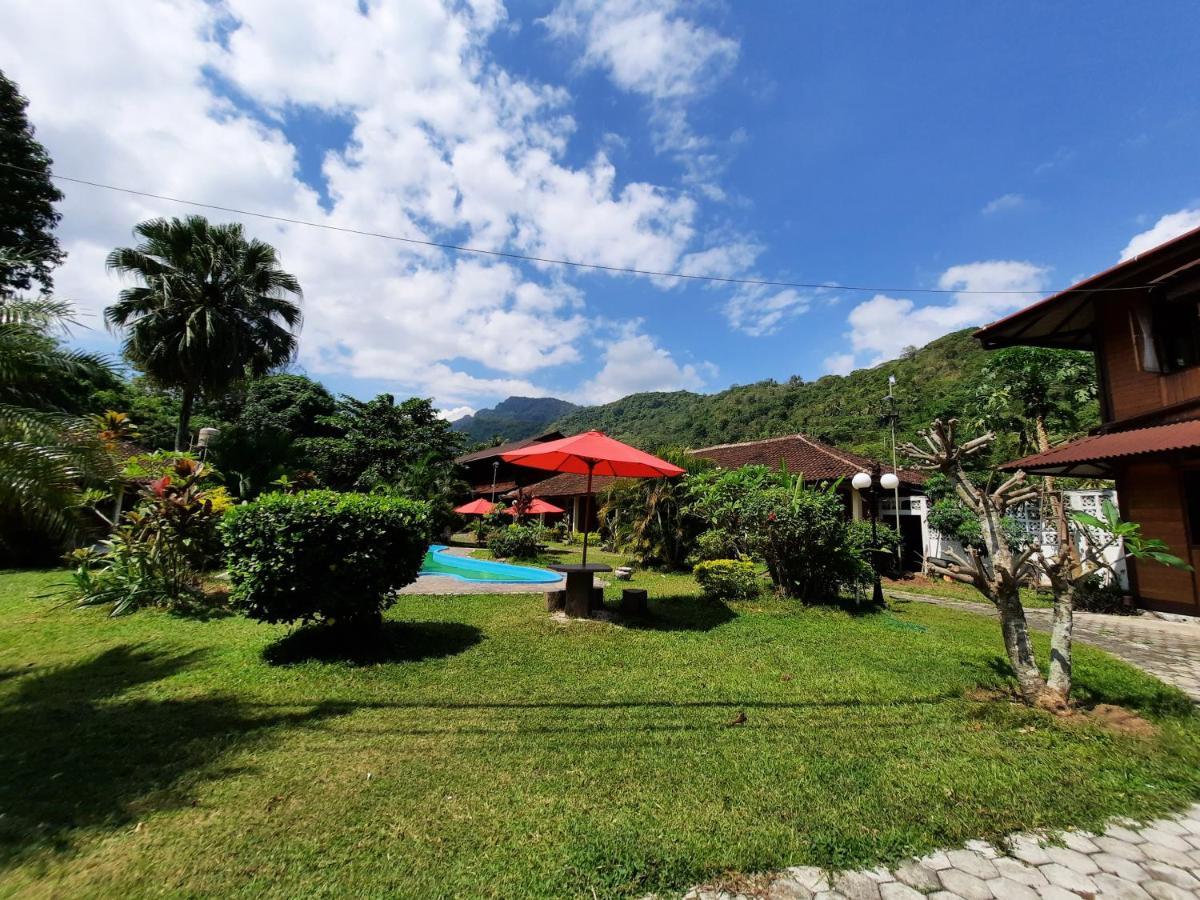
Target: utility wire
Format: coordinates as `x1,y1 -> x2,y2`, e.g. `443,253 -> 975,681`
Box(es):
4,160 -> 1150,296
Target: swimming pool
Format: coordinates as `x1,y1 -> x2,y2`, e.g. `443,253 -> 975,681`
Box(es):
419,545 -> 561,584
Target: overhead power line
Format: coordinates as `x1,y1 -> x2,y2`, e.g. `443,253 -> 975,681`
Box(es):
4,160 -> 1149,296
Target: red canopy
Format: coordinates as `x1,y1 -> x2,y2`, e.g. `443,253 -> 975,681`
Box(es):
504,498 -> 564,516
499,431 -> 685,478
454,498 -> 496,515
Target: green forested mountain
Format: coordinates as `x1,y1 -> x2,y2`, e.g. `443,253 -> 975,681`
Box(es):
551,329 -> 1098,460
451,395 -> 579,443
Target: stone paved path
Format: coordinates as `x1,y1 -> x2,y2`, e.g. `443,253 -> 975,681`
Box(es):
678,595 -> 1200,899
887,591 -> 1200,702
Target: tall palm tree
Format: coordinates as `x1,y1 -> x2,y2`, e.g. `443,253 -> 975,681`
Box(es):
0,293 -> 115,542
105,216 -> 303,450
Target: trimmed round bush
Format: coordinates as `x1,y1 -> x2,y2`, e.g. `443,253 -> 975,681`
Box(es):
487,524 -> 543,560
222,490 -> 430,629
693,559 -> 761,602
694,528 -> 740,562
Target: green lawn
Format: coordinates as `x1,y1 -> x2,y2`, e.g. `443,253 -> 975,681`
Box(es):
1,566 -> 1198,899
884,573 -> 1054,608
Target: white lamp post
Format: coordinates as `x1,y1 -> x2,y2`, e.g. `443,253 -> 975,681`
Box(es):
854,465 -> 898,606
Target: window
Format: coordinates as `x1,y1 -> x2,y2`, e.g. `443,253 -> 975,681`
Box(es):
1156,297 -> 1200,372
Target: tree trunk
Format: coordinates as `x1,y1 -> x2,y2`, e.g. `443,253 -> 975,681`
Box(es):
995,588 -> 1047,703
175,386 -> 195,452
1045,588 -> 1073,702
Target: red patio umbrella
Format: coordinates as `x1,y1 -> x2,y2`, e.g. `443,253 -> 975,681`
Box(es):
504,497 -> 565,516
501,431 -> 685,565
454,498 -> 496,515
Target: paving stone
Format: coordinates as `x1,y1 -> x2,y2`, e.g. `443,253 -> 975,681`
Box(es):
1142,881 -> 1195,900
1091,872 -> 1152,899
964,840 -> 1000,859
1138,828 -> 1193,853
1152,820 -> 1188,837
1140,863 -> 1199,890
991,858 -> 1047,888
1093,852 -> 1150,882
1031,886 -> 1077,900
1007,837 -> 1053,867
937,869 -> 993,900
863,867 -> 895,884
832,871 -> 881,900
984,877 -> 1038,900
1181,833 -> 1200,850
1044,845 -> 1099,875
1107,824 -> 1148,843
1095,835 -> 1148,861
1139,842 -> 1196,868
927,893 -> 968,900
812,892 -> 848,900
1039,863 -> 1097,895
895,861 -> 941,892
768,879 -> 814,900
946,850 -> 1000,880
920,852 -> 954,871
787,867 -> 831,893
1059,830 -> 1100,855
878,884 -> 924,900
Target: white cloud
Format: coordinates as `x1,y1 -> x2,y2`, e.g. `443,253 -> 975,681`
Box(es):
981,193 -> 1025,215
831,260 -> 1050,371
2,0 -> 713,409
438,405 -> 476,421
1120,208 -> 1200,261
576,327 -> 711,403
823,353 -> 856,376
724,285 -> 811,337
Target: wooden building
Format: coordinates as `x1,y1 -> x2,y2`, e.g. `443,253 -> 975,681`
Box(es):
976,224 -> 1200,616
455,432 -> 564,502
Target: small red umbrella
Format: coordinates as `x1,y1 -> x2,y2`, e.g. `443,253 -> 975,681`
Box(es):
454,498 -> 496,515
501,431 -> 685,565
503,498 -> 565,516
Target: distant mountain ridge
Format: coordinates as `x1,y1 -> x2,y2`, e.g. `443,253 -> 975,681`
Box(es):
456,329 -> 1098,459
451,396 -> 580,443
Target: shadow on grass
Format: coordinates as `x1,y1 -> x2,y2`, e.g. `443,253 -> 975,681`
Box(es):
263,620 -> 483,667
0,645 -> 347,865
615,594 -> 736,632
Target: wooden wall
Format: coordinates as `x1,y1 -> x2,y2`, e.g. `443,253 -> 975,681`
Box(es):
1098,297 -> 1200,423
1119,458 -> 1199,614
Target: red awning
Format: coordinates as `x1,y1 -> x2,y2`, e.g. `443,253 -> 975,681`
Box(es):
1002,419 -> 1200,476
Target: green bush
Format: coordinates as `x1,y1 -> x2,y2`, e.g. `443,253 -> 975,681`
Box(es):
1074,573 -> 1132,614
487,524 -> 544,560
693,559 -> 760,602
222,490 -> 429,629
847,520 -> 902,580
693,528 -> 740,562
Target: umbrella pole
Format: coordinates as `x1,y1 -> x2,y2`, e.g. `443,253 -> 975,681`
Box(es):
582,463 -> 594,567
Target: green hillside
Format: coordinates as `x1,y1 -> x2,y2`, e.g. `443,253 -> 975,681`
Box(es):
451,396 -> 579,443
552,329 -> 1038,458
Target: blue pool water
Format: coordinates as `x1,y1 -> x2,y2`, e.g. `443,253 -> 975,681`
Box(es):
419,545 -> 560,584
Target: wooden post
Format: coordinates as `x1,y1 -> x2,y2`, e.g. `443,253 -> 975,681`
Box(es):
621,588 -> 648,615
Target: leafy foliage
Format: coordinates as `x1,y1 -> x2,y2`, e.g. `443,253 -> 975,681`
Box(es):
487,524 -> 544,560
0,70 -> 64,296
222,490 -> 430,629
846,519 -> 901,579
105,215 -> 303,450
692,559 -> 761,602
1070,499 -> 1192,571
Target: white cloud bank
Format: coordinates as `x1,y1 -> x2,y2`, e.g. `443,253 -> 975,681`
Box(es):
981,193 -> 1025,215
2,0 -> 720,408
829,260 -> 1050,372
1120,208 -> 1200,261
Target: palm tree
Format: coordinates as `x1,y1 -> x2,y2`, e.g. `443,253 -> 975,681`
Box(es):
0,293 -> 115,542
105,216 -> 303,450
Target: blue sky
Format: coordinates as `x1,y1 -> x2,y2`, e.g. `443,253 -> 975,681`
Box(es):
4,1 -> 1200,417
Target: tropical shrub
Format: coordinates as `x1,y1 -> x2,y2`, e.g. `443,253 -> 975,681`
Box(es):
66,458 -> 225,615
846,519 -> 901,580
223,491 -> 429,629
692,528 -> 740,562
693,559 -> 760,602
487,524 -> 544,560
741,485 -> 861,601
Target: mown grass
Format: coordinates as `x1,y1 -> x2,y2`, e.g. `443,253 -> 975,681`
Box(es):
1,566 -> 1198,898
884,573 -> 1054,608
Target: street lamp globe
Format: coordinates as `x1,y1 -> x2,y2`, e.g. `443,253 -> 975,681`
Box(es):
880,472 -> 900,491
851,471 -> 872,491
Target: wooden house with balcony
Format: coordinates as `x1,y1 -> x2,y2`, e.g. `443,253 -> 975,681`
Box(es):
976,224 -> 1200,616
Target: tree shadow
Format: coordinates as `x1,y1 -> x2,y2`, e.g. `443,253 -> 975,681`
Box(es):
263,620 -> 483,667
616,595 -> 737,632
0,645 -> 346,865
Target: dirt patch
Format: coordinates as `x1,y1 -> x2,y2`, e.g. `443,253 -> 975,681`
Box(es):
965,686 -> 1014,703
1086,703 -> 1160,738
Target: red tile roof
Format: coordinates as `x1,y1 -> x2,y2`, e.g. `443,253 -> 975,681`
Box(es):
1001,419 -> 1200,476
518,472 -> 618,498
690,434 -> 924,486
